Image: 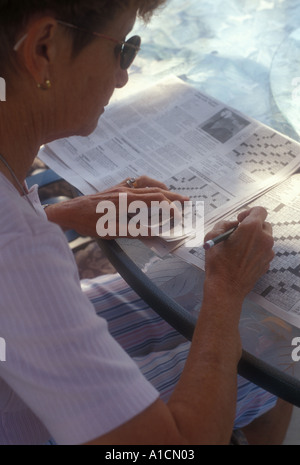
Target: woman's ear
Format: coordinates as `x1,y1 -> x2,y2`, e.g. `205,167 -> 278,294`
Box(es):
17,17 -> 59,87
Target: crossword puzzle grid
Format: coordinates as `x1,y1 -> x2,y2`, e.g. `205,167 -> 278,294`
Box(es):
253,199 -> 300,313
227,129 -> 298,179
167,169 -> 230,216
187,195 -> 300,314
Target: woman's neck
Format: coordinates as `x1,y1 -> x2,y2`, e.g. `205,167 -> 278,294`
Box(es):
0,98 -> 42,192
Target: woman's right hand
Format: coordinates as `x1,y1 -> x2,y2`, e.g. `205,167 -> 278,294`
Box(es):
204,206 -> 275,301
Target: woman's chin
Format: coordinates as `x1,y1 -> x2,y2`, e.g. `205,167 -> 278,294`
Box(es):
79,109 -> 105,136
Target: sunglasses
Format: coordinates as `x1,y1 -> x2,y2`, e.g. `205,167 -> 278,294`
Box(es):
57,20 -> 141,70
14,20 -> 141,71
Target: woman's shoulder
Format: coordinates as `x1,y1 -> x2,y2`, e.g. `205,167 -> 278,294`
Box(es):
0,173 -> 67,248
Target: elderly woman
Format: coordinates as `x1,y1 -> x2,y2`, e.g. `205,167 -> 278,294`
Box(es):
0,0 -> 292,445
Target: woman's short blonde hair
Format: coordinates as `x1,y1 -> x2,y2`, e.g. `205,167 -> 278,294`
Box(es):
0,0 -> 167,77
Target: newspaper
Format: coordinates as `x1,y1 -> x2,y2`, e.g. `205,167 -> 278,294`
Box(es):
39,76 -> 300,327
40,77 -> 300,214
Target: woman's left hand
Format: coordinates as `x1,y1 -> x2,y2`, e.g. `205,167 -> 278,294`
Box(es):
45,176 -> 190,239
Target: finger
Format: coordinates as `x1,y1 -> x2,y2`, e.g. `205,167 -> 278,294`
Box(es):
262,249 -> 275,273
236,208 -> 251,223
263,221 -> 273,235
238,206 -> 268,225
127,188 -> 190,203
123,175 -> 190,202
126,193 -> 184,223
204,220 -> 239,242
134,176 -> 169,190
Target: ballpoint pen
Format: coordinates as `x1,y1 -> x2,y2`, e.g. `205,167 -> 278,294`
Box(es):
203,225 -> 238,250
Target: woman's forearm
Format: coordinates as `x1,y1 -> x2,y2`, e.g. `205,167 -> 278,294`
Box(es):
167,280 -> 243,444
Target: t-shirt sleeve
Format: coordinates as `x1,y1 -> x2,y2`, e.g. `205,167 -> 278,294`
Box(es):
0,224 -> 159,445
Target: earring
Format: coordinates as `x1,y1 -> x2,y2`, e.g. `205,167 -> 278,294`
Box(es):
37,80 -> 51,91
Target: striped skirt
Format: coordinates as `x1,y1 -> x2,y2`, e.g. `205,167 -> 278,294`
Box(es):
81,273 -> 277,429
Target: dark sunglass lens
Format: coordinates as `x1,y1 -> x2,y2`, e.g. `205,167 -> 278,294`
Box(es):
121,36 -> 141,69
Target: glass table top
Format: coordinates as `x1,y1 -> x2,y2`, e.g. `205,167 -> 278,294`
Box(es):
115,0 -> 300,140
270,27 -> 300,140
106,0 -> 300,402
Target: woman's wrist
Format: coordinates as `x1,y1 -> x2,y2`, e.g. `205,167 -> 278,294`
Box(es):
44,201 -> 72,230
203,275 -> 245,309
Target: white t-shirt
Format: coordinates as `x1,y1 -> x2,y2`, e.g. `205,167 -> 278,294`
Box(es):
0,173 -> 158,445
